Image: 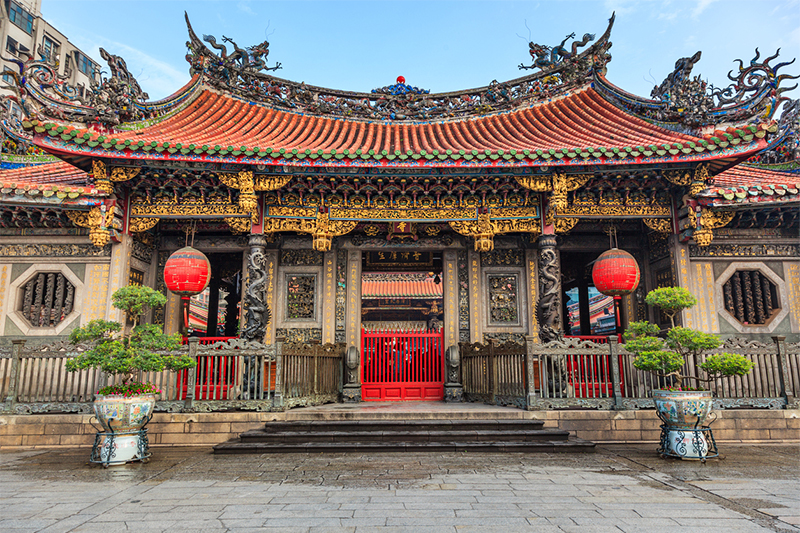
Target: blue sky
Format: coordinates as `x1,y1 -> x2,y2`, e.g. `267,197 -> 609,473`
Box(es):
44,0 -> 800,103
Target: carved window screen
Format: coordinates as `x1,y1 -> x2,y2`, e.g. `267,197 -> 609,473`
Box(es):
487,274 -> 519,325
19,272 -> 75,327
285,274 -> 316,320
722,270 -> 780,325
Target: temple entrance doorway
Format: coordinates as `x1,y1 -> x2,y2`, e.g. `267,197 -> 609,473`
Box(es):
560,251 -> 619,338
360,251 -> 445,401
185,252 -> 243,338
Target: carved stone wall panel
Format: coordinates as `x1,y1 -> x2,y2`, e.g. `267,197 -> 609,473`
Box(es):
689,243 -> 799,258
0,244 -> 112,257
280,249 -> 324,266
275,328 -> 322,344
487,274 -> 520,325
480,249 -> 525,267
483,332 -> 527,345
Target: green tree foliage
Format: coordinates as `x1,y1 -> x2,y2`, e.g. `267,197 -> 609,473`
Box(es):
624,287 -> 754,390
644,287 -> 697,328
66,285 -> 194,389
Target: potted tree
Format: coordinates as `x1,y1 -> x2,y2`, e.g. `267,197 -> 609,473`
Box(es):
624,287 -> 755,459
66,285 -> 195,465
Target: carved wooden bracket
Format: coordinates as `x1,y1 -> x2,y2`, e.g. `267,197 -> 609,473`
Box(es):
449,212 -> 541,251
262,212 -> 357,251
129,217 -> 159,233
109,166 -> 141,183
643,218 -> 672,234
691,207 -> 735,246
91,160 -> 112,194
66,207 -> 110,247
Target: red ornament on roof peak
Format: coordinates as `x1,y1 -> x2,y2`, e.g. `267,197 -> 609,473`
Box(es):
396,76 -> 405,84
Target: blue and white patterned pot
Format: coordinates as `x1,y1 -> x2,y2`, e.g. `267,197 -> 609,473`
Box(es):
652,389 -> 713,429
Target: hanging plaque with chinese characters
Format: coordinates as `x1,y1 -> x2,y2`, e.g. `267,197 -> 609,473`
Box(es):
365,251 -> 434,270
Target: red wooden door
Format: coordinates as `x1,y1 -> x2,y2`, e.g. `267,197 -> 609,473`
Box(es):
361,328 -> 444,401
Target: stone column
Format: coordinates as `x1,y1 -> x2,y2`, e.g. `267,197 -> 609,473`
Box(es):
105,233 -> 133,324
242,234 -> 269,341
537,234 -> 562,342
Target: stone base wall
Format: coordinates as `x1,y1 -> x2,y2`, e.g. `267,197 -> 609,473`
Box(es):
0,409 -> 797,448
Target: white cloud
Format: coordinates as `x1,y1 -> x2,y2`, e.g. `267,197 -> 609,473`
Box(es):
237,2 -> 257,16
691,0 -> 718,19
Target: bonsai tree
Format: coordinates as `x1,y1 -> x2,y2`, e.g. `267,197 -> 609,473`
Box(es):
66,285 -> 195,396
624,287 -> 754,390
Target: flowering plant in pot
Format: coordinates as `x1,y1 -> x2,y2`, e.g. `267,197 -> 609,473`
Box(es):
66,285 -> 195,464
623,287 -> 754,459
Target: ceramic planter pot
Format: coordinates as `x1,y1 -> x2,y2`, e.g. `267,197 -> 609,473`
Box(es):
92,393 -> 155,466
93,393 -> 156,433
652,389 -> 713,429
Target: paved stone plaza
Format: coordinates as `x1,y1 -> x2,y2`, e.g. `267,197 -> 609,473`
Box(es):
0,443 -> 798,532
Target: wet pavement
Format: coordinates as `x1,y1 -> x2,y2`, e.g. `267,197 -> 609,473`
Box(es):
0,443 -> 798,532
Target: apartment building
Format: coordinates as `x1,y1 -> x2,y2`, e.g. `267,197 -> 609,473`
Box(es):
0,0 -> 99,104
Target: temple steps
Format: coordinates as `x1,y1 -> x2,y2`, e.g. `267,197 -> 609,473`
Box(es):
213,418 -> 596,454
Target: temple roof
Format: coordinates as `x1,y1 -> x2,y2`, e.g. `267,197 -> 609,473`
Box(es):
698,163 -> 800,207
0,161 -> 102,207
362,275 -> 443,299
27,85 -> 773,171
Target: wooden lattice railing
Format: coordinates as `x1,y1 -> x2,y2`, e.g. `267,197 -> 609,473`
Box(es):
459,336 -> 799,410
0,337 -> 345,414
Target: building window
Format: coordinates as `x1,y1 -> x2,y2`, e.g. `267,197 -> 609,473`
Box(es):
19,272 -> 76,327
8,1 -> 34,34
42,35 -> 60,64
6,36 -> 18,55
487,274 -> 519,325
285,274 -> 316,320
722,270 -> 780,325
76,52 -> 94,77
2,67 -> 15,85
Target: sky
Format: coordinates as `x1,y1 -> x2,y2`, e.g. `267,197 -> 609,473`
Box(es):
43,0 -> 800,103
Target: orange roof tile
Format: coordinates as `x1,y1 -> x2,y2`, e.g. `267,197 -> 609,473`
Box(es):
31,86 -> 770,167
362,278 -> 443,299
700,164 -> 800,205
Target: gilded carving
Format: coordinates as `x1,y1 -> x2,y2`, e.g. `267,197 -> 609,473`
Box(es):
330,207 -> 475,221
550,173 -> 590,212
643,218 -> 672,233
130,199 -> 248,218
688,243 -> 799,257
224,217 -> 251,234
255,175 -> 292,191
515,175 -> 551,192
450,213 -> 541,251
262,213 -> 357,251
66,207 -> 110,247
129,217 -> 159,233
553,217 -> 579,234
692,208 -> 735,247
691,164 -> 710,196
109,167 -> 141,182
663,169 -> 692,187
557,203 -> 671,217
91,160 -> 112,194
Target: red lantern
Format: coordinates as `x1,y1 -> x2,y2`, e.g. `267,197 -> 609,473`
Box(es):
592,248 -> 640,297
164,246 -> 211,296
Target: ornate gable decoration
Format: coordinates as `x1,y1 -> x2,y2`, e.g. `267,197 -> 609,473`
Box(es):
2,46 -> 151,125
184,13 -> 615,121
598,48 -> 799,129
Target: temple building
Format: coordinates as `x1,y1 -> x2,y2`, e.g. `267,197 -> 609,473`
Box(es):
0,14 -> 798,402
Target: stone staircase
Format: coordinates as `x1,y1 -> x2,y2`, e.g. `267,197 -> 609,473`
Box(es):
213,406 -> 596,454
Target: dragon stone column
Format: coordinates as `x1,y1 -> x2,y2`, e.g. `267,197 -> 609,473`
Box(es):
242,234 -> 270,341
537,234 -> 563,342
